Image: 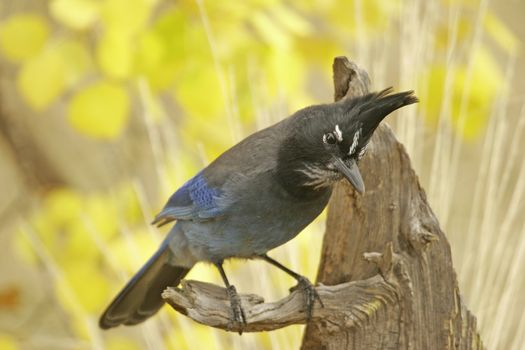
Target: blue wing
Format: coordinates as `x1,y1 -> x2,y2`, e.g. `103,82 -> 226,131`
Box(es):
152,171 -> 228,226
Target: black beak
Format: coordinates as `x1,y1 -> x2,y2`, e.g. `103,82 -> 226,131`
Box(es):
333,157 -> 365,194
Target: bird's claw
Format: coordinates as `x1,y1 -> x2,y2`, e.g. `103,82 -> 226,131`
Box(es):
227,285 -> 247,334
290,276 -> 323,321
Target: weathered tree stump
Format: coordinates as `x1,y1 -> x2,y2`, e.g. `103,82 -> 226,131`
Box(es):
163,57 -> 484,350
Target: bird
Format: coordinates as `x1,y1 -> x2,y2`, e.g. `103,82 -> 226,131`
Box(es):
99,87 -> 418,330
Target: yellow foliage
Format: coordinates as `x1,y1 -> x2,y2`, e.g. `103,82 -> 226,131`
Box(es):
101,0 -> 152,35
0,14 -> 49,62
267,48 -> 306,104
484,12 -> 520,54
435,16 -> 473,51
451,48 -> 502,139
271,3 -> 312,36
173,64 -> 224,119
16,48 -> 65,110
58,261 -> 110,314
133,8 -> 186,90
16,39 -> 91,110
420,48 -> 502,139
57,40 -> 93,86
0,334 -> 18,350
135,31 -> 165,77
114,182 -> 144,224
67,80 -> 130,139
43,188 -> 84,227
61,221 -> 101,262
96,28 -> 134,79
84,194 -> 119,240
108,229 -> 158,272
50,0 -> 101,30
186,262 -> 219,284
31,212 -> 59,248
106,336 -> 142,350
252,11 -> 291,49
315,0 -> 400,37
165,323 -> 220,350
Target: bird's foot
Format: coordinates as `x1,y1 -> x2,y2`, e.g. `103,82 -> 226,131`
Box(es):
227,285 -> 247,334
290,276 -> 323,321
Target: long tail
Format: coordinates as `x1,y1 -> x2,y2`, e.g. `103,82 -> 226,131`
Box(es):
99,243 -> 191,329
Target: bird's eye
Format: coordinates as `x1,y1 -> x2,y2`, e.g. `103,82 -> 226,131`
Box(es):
323,133 -> 337,145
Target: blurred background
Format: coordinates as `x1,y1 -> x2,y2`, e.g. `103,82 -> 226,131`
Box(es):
0,0 -> 523,349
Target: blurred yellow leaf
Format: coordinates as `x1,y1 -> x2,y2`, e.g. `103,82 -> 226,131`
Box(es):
0,333 -> 18,350
106,336 -> 141,350
173,64 -> 224,119
135,31 -> 165,76
96,29 -> 133,79
108,229 -> 158,272
164,322 -> 220,350
0,14 -> 49,62
144,8 -> 186,90
63,222 -> 101,262
451,47 -> 501,139
50,0 -> 101,30
420,47 -> 502,139
59,261 -> 110,313
324,0 -> 400,37
17,48 -> 65,110
84,194 -> 119,239
44,188 -> 83,226
101,0 -> 151,35
271,4 -> 312,36
68,80 -> 130,139
266,48 -> 306,107
419,65 -> 447,123
484,12 -> 520,54
115,182 -> 144,224
435,17 -> 472,51
252,11 -> 290,49
56,40 -> 92,85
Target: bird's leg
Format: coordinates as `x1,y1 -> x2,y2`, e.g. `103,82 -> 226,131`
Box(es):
214,261 -> 246,334
260,254 -> 323,321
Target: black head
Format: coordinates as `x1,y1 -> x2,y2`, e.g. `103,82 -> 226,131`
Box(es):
277,88 -> 418,196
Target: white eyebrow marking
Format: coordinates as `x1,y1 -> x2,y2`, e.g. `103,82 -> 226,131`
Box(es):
334,124 -> 343,142
348,128 -> 361,155
358,143 -> 368,159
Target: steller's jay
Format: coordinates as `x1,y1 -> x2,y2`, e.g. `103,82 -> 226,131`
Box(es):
99,88 -> 418,330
